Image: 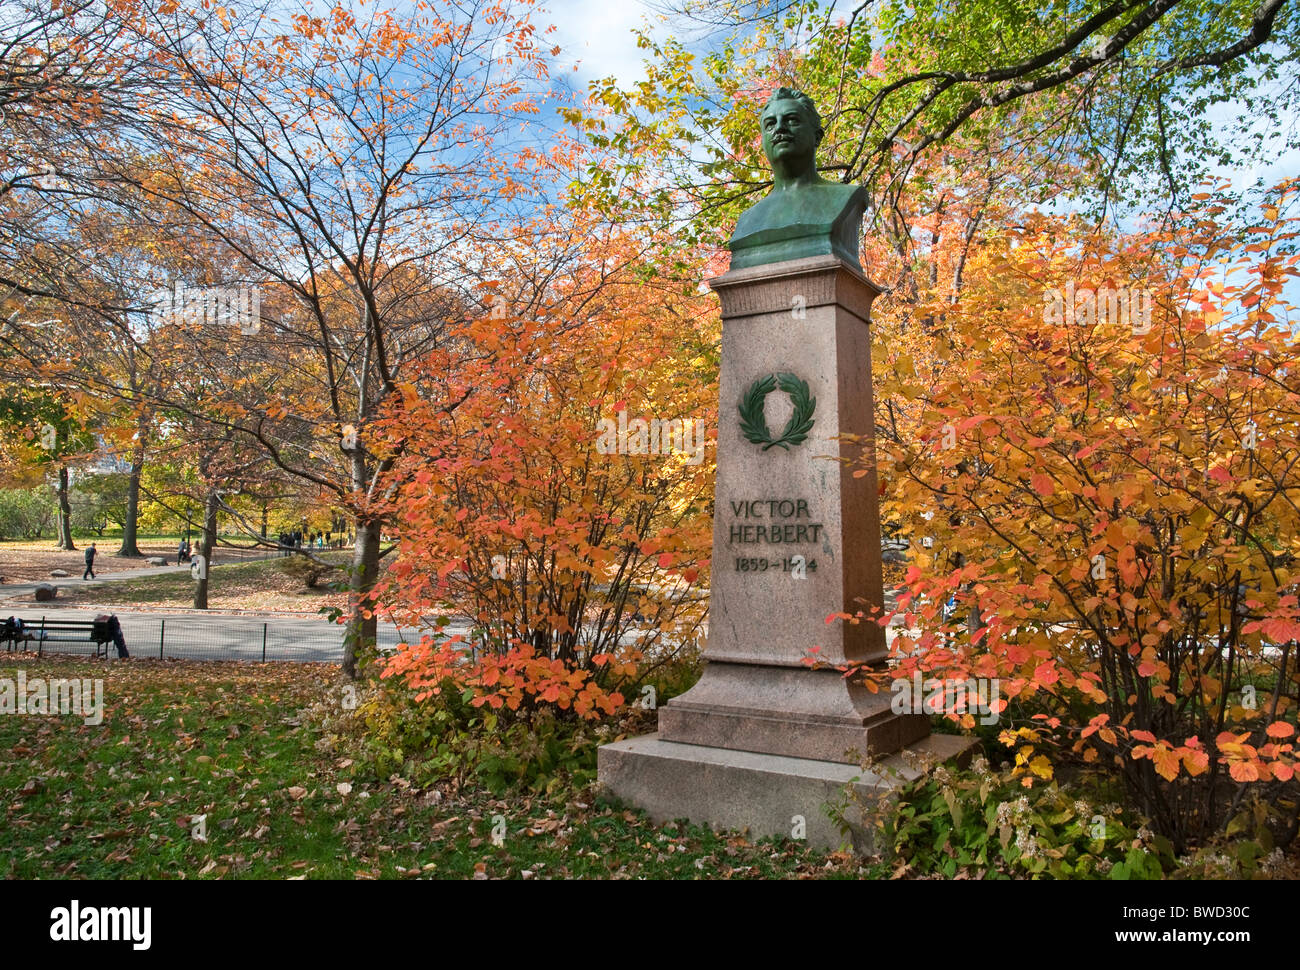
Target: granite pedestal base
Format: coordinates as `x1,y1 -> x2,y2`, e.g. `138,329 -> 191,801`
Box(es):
657,661 -> 931,763
598,732 -> 977,853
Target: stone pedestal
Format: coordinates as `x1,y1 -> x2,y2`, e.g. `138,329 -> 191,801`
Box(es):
597,254 -> 971,851
598,733 -> 975,852
662,254 -> 927,762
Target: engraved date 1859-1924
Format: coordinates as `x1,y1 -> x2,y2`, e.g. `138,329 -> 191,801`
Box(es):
734,555 -> 817,576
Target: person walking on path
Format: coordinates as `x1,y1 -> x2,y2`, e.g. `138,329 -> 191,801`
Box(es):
82,542 -> 97,580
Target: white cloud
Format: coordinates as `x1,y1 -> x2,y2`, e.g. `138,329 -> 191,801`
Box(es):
541,0 -> 655,88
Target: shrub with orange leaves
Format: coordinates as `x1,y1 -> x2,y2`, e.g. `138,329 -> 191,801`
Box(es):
843,181 -> 1300,851
372,222 -> 716,722
385,637 -> 626,719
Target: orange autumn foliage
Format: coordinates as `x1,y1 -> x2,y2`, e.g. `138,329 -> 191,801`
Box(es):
834,180 -> 1300,847
373,218 -> 716,719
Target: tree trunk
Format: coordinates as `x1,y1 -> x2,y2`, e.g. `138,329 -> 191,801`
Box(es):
117,444 -> 144,556
56,465 -> 75,550
342,517 -> 381,679
261,505 -> 269,540
192,489 -> 219,610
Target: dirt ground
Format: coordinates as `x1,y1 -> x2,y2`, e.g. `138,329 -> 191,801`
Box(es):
0,540 -> 271,584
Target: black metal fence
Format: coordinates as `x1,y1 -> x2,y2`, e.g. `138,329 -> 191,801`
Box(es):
2,614 -> 407,664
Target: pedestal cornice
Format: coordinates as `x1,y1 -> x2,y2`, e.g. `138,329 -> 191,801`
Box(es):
708,255 -> 881,324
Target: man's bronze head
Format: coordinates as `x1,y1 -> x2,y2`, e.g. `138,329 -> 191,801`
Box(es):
760,87 -> 823,181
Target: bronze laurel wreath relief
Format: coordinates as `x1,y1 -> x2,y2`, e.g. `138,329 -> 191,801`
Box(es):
738,372 -> 816,451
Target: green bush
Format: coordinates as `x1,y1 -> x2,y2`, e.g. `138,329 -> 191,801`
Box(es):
320,675 -> 601,796
0,487 -> 57,540
837,755 -> 1175,879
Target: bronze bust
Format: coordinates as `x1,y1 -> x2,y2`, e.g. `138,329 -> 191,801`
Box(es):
728,88 -> 866,273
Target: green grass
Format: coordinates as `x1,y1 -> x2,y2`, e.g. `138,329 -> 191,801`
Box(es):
57,554 -> 351,611
84,559 -> 271,600
0,655 -> 882,879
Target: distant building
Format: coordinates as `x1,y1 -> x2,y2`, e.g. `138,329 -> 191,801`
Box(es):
75,437 -> 133,478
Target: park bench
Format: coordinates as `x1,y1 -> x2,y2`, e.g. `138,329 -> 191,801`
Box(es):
1,616 -> 116,658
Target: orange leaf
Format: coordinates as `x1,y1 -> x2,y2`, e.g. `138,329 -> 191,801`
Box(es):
1228,761 -> 1259,783
1152,745 -> 1180,782
1181,748 -> 1210,776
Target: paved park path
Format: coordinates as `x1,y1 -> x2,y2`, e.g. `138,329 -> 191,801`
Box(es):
0,550 -> 448,662
3,607 -> 426,663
